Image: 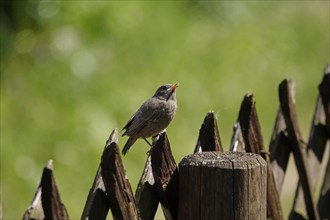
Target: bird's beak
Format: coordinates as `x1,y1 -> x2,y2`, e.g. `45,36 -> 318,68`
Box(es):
169,83 -> 179,91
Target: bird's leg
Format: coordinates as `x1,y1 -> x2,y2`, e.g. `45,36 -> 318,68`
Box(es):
143,137 -> 153,156
143,137 -> 152,146
145,129 -> 167,155
147,132 -> 162,156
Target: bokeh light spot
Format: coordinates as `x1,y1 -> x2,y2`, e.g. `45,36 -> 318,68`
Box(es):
14,29 -> 36,54
14,156 -> 37,180
78,104 -> 116,144
38,0 -> 60,18
70,50 -> 97,78
51,26 -> 79,57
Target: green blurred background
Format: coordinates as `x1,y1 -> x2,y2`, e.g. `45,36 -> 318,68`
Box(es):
1,1 -> 329,219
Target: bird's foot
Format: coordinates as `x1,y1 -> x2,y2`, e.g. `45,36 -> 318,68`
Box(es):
151,130 -> 164,142
146,147 -> 153,156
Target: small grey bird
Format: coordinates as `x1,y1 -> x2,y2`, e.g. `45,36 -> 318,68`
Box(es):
121,83 -> 178,155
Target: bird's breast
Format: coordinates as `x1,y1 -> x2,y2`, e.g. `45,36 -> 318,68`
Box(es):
159,100 -> 177,119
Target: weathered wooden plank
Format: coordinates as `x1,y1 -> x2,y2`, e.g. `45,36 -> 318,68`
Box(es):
194,111 -> 223,153
151,132 -> 178,220
319,64 -> 330,136
100,129 -> 139,220
318,156 -> 330,220
230,121 -> 245,152
23,185 -> 44,220
269,109 -> 291,195
279,79 -> 319,220
238,93 -> 283,220
81,167 -> 109,220
135,155 -> 159,220
290,96 -> 328,219
81,130 -> 118,220
23,160 -> 69,220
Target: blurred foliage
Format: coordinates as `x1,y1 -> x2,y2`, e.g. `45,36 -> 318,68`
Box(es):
0,1 -> 328,219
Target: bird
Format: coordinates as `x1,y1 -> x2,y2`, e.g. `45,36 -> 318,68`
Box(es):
121,83 -> 178,155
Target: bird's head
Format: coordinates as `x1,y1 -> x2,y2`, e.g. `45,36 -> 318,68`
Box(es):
153,83 -> 178,101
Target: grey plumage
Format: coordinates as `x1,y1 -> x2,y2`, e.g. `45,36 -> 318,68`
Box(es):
121,83 -> 178,155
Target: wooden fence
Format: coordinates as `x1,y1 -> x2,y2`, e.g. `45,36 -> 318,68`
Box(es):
23,65 -> 330,220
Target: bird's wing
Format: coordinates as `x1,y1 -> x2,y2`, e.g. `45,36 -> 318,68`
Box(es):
123,98 -> 164,136
121,115 -> 135,136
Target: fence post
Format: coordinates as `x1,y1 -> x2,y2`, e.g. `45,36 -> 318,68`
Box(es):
178,151 -> 267,220
319,64 -> 330,136
279,79 -> 320,220
237,93 -> 283,220
100,129 -> 139,220
269,109 -> 291,195
135,155 -> 159,220
81,130 -> 117,220
194,111 -> 223,153
23,160 -> 69,220
150,131 -> 179,220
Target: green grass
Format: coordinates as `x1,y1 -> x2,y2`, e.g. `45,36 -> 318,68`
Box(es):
1,1 -> 329,219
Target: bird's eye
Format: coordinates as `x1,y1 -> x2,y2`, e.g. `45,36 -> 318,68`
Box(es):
161,86 -> 167,90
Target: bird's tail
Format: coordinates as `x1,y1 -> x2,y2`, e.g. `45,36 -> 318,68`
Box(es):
122,136 -> 138,155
